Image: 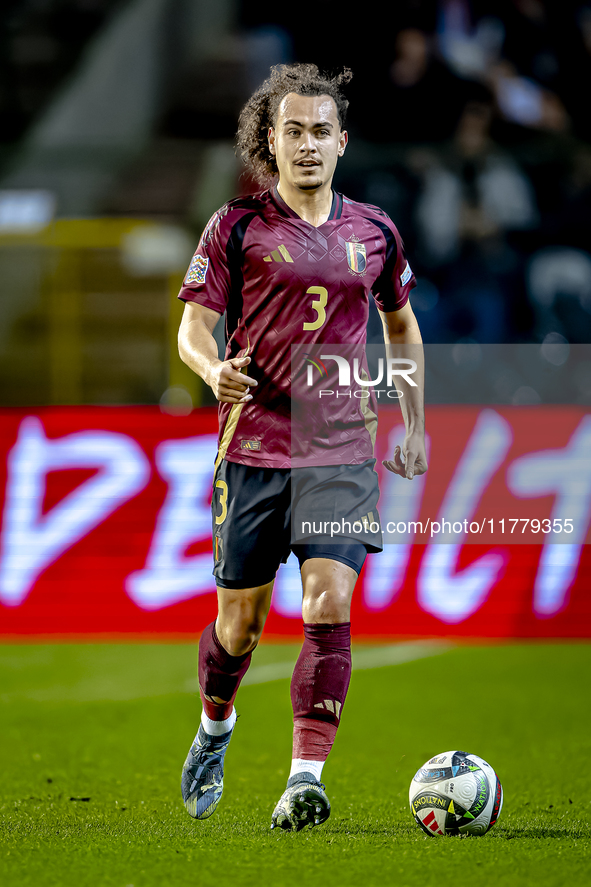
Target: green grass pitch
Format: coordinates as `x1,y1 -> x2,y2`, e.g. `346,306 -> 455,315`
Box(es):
1,641 -> 590,887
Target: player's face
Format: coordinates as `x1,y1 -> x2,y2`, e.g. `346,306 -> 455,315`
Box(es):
269,93 -> 347,193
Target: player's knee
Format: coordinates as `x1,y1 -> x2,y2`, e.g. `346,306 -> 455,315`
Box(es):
302,586 -> 352,623
301,558 -> 357,623
216,583 -> 272,655
236,620 -> 264,655
217,617 -> 263,656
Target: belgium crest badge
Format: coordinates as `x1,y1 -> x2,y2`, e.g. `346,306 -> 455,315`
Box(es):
345,237 -> 366,275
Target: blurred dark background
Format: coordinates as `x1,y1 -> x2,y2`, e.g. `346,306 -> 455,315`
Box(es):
1,0 -> 590,408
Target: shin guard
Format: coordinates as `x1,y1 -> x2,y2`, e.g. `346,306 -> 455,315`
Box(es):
290,622 -> 352,761
198,621 -> 252,720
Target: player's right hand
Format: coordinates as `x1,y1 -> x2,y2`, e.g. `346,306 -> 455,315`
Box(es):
210,356 -> 258,403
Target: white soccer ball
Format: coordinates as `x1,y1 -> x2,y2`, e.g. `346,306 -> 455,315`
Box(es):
409,750 -> 503,836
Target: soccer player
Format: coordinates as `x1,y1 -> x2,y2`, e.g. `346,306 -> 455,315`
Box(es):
177,63 -> 427,831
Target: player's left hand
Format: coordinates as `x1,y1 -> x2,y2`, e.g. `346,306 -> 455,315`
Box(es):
382,433 -> 428,480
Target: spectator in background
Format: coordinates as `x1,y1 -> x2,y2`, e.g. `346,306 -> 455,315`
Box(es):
559,3 -> 591,143
552,144 -> 591,253
349,27 -> 479,144
482,0 -> 560,90
410,91 -> 538,341
487,58 -> 569,133
436,0 -> 570,135
525,143 -> 591,342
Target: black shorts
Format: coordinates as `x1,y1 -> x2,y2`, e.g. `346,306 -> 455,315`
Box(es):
212,459 -> 382,589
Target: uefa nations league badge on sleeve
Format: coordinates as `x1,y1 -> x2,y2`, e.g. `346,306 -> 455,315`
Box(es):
184,254 -> 209,286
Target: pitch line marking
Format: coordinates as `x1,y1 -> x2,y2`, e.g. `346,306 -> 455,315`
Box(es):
240,641 -> 452,687
2,641 -> 452,701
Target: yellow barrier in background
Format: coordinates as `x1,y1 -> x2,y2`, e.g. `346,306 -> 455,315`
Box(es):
0,218 -> 204,408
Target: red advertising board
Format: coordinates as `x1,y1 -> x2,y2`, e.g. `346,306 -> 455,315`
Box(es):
0,406 -> 589,639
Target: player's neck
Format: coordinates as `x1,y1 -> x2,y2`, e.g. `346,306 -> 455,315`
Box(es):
276,180 -> 333,227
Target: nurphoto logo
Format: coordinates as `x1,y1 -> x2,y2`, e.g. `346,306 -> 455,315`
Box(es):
305,354 -> 417,400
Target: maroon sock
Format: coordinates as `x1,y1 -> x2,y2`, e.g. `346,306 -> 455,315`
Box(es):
198,621 -> 252,720
290,622 -> 352,761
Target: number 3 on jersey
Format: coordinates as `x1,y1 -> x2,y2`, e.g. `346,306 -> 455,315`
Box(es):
214,479 -> 228,525
303,286 -> 328,331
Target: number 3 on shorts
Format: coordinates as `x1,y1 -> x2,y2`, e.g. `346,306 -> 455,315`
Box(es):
303,286 -> 328,331
214,479 -> 228,525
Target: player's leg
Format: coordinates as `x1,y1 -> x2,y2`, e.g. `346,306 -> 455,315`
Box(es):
271,545 -> 366,831
199,581 -> 274,723
182,582 -> 273,820
286,459 -> 381,786
292,555 -> 358,772
182,459 -> 291,820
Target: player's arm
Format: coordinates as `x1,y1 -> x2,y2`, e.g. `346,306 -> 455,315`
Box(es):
178,302 -> 257,404
379,301 -> 428,480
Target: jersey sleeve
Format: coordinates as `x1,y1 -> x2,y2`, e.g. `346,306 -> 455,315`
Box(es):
371,217 -> 416,314
178,205 -> 233,314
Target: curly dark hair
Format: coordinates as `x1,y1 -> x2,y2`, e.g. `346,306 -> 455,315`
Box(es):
237,63 -> 353,185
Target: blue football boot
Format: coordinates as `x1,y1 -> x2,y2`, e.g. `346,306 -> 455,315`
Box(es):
181,723 -> 234,819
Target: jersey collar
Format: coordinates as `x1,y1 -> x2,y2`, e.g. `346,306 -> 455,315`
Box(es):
271,185 -> 342,222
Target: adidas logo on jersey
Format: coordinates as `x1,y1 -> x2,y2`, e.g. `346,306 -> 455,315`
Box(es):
263,244 -> 294,263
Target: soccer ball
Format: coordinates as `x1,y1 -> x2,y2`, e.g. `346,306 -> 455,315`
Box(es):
409,750 -> 503,836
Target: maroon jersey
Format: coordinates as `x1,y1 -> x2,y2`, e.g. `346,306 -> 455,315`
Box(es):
179,186 -> 416,468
